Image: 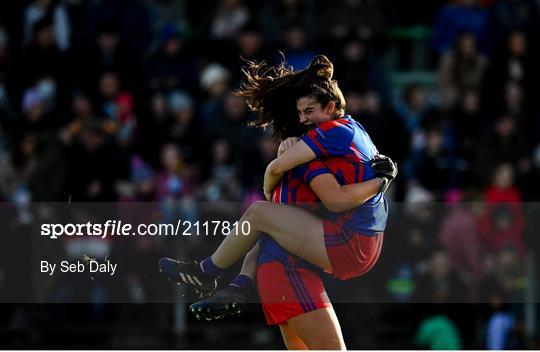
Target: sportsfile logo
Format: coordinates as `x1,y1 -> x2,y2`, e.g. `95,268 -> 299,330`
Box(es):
41,220 -> 133,239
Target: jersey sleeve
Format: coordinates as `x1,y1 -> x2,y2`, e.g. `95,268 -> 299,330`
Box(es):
301,123 -> 353,157
302,159 -> 332,184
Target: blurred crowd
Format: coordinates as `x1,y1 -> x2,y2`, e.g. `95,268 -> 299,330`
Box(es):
0,0 -> 539,349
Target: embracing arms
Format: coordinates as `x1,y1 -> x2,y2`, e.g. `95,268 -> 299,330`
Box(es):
309,175 -> 381,212
264,138 -> 398,212
264,139 -> 315,199
309,155 -> 398,212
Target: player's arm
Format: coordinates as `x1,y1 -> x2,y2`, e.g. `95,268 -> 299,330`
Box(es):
263,140 -> 316,199
265,123 -> 352,197
309,175 -> 381,212
308,155 -> 398,212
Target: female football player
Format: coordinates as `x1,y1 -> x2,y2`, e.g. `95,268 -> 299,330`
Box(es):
160,55 -> 395,348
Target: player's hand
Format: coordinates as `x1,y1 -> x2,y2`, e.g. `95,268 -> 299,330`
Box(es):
263,187 -> 272,201
371,154 -> 398,193
372,154 -> 398,180
277,137 -> 299,156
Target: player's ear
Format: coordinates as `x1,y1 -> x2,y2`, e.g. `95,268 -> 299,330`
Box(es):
325,101 -> 336,115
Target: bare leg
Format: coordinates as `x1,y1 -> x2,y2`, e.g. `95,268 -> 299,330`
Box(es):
280,323 -> 309,350
288,307 -> 346,350
237,244 -> 260,281
211,201 -> 331,271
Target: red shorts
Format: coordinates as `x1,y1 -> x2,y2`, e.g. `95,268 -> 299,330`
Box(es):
256,261 -> 331,326
323,220 -> 384,280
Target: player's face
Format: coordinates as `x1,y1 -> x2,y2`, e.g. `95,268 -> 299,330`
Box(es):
296,96 -> 334,127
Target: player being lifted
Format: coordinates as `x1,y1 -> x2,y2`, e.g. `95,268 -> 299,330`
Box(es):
159,55 -> 397,348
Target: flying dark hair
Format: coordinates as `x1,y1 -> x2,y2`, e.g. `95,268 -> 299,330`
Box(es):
235,54 -> 346,140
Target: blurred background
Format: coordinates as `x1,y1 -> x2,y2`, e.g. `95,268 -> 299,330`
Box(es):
0,0 -> 539,349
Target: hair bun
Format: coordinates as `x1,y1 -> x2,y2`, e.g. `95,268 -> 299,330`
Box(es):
309,55 -> 333,80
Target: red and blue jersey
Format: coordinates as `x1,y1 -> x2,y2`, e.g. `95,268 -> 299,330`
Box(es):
301,115 -> 388,235
271,164 -> 318,205
258,115 -> 388,268
258,163 -> 321,270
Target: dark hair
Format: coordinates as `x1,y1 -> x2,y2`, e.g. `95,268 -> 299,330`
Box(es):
235,55 -> 346,140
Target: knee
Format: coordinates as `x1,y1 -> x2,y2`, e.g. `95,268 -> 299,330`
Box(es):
244,201 -> 266,223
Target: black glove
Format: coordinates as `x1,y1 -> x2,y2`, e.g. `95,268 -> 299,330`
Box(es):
371,154 -> 398,193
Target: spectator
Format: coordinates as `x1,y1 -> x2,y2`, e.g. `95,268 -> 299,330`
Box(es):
479,163 -> 525,255
258,0 -> 317,43
483,31 -> 537,116
483,246 -> 526,301
214,23 -> 270,84
486,307 -> 517,350
122,155 -> 157,202
415,315 -> 463,349
209,0 -> 249,41
94,71 -> 137,146
113,92 -> 137,147
134,93 -> 171,166
155,143 -> 196,201
17,18 -> 67,97
382,187 -> 439,302
58,92 -> 95,145
448,90 -> 484,187
236,23 -> 266,62
206,92 -> 255,161
27,132 -> 67,201
144,24 -> 198,95
485,163 -> 522,203
404,127 -> 455,197
86,0 -> 151,56
502,32 -> 530,87
199,63 -> 230,125
335,33 -> 389,103
477,114 -> 529,180
504,81 -> 525,118
22,76 -> 59,116
200,138 -> 241,202
66,120 -> 128,201
482,249 -> 527,349
392,83 -> 438,154
450,89 -> 483,146
438,190 -> 484,285
21,79 -> 59,131
76,21 -> 138,93
167,90 -> 199,160
414,248 -> 469,303
70,92 -> 94,122
437,32 -> 488,109
23,0 -> 71,51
